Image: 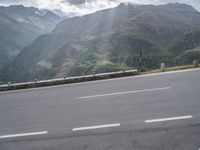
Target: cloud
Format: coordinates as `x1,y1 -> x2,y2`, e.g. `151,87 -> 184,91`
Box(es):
57,0 -> 119,16
0,0 -> 199,16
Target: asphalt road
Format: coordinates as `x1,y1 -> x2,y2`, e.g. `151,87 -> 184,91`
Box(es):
0,68 -> 200,150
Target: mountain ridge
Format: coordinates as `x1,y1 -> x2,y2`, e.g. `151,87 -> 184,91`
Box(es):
0,5 -> 62,75
2,3 -> 200,83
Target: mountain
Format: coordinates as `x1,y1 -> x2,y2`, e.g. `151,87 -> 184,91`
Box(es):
170,30 -> 200,65
170,30 -> 200,55
2,3 -> 200,83
0,5 -> 62,72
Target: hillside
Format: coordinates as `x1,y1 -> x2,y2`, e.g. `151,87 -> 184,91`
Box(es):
2,3 -> 200,83
170,30 -> 200,55
171,30 -> 200,65
0,5 -> 61,72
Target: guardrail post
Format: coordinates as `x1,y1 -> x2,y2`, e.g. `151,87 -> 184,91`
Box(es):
92,71 -> 96,77
8,82 -> 11,86
34,79 -> 38,83
193,59 -> 199,68
139,51 -> 142,72
161,63 -> 166,71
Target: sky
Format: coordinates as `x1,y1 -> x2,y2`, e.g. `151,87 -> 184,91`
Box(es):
0,0 -> 199,16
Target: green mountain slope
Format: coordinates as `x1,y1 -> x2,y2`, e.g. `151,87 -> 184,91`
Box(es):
0,5 -> 61,72
176,47 -> 200,65
170,30 -> 200,55
171,30 -> 200,65
2,3 -> 200,83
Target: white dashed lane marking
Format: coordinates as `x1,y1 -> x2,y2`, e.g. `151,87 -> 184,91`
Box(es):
0,131 -> 48,139
145,115 -> 193,123
72,123 -> 121,131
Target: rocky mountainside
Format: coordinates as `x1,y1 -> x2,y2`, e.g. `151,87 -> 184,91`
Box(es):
2,3 -> 200,83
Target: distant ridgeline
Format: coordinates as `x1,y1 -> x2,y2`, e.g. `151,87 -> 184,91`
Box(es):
0,5 -> 62,84
1,3 -> 200,83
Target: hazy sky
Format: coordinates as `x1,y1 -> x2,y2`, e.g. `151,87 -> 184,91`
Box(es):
0,0 -> 199,16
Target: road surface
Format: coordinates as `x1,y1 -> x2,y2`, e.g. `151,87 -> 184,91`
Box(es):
0,68 -> 200,150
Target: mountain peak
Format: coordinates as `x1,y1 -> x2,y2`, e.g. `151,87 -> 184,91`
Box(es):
165,3 -> 198,13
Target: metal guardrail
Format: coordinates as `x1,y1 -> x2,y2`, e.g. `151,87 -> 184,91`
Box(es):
0,70 -> 138,91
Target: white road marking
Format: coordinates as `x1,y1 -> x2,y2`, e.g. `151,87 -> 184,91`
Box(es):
72,123 -> 120,131
79,87 -> 171,99
145,115 -> 193,123
0,131 -> 48,139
